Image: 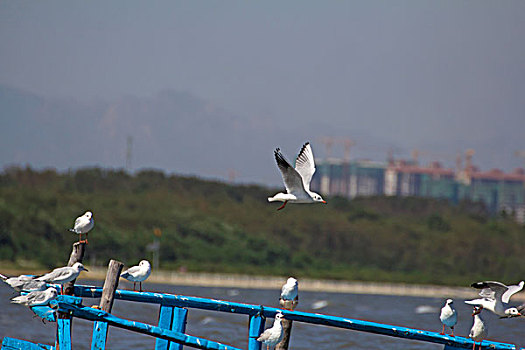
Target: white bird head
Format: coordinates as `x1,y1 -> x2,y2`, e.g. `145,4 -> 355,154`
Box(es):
472,306 -> 483,316
310,192 -> 326,204
47,287 -> 59,297
84,211 -> 93,219
445,299 -> 454,305
504,307 -> 521,317
72,262 -> 89,272
286,277 -> 297,285
139,260 -> 151,268
275,312 -> 284,321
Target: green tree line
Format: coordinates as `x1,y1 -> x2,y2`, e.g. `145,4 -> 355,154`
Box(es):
0,166 -> 523,286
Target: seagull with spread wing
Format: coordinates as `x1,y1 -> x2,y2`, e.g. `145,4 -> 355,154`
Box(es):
465,280 -> 523,317
268,142 -> 326,210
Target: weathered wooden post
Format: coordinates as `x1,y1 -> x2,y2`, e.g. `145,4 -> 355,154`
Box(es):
275,300 -> 297,350
64,241 -> 86,295
91,259 -> 124,350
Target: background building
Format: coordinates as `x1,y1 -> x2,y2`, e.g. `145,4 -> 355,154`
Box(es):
311,148 -> 525,223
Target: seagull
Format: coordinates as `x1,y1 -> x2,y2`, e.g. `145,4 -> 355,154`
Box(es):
0,273 -> 47,292
279,277 -> 298,310
256,312 -> 284,350
36,262 -> 88,294
268,142 -> 326,211
120,260 -> 151,292
465,280 -> 523,317
439,299 -> 457,336
69,211 -> 94,244
469,306 -> 487,350
11,287 -> 58,307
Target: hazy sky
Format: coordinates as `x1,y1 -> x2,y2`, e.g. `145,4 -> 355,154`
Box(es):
1,1 -> 525,184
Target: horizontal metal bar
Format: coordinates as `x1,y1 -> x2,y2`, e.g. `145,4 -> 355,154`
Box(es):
55,300 -> 241,350
70,286 -> 515,350
1,337 -> 54,350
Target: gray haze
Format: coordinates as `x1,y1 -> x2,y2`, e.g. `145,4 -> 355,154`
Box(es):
1,1 -> 525,185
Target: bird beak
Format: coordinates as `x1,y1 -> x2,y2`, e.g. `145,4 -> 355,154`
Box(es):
322,200 -> 327,204
83,267 -> 89,272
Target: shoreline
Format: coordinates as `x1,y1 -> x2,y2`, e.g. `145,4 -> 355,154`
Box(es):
83,267 -> 525,301
4,267 -> 524,301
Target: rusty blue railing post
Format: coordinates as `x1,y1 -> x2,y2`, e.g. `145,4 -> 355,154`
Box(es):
156,305 -> 173,350
56,314 -> 71,350
156,305 -> 188,350
91,321 -> 109,350
169,307 -> 188,350
248,313 -> 265,350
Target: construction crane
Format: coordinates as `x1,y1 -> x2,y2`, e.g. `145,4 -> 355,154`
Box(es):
318,136 -> 355,161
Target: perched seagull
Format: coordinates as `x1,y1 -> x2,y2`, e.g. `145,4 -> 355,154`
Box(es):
36,262 -> 88,293
69,211 -> 94,244
256,312 -> 284,350
439,299 -> 457,336
279,277 -> 298,310
11,287 -> 58,307
268,142 -> 326,211
465,280 -> 523,317
0,273 -> 47,292
469,306 -> 487,350
120,260 -> 151,292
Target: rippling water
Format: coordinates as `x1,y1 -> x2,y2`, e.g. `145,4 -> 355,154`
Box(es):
1,281 -> 523,349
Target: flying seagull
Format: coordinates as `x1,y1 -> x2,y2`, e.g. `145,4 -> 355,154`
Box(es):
69,211 -> 94,244
465,280 -> 523,317
268,142 -> 326,210
256,312 -> 284,350
120,260 -> 151,292
439,299 -> 457,336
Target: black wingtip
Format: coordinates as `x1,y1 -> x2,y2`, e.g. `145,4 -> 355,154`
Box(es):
471,282 -> 485,288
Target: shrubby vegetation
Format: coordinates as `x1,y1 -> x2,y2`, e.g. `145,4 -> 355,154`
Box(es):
0,166 -> 523,286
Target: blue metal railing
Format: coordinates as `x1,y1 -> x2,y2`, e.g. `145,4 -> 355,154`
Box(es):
3,284 -> 521,350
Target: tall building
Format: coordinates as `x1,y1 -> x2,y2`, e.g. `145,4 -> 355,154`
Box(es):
312,155 -> 525,223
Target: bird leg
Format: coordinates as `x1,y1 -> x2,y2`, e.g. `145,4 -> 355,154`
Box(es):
133,282 -> 136,291
277,201 -> 288,211
450,326 -> 455,337
440,324 -> 445,335
78,233 -> 88,244
139,282 -> 142,292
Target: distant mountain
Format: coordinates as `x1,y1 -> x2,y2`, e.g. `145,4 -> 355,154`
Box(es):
0,85 -> 309,185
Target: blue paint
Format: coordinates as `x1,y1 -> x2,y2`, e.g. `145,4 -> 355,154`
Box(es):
56,317 -> 71,350
90,322 -> 108,350
155,306 -> 174,350
70,286 -> 517,350
248,314 -> 265,350
56,301 -> 241,350
1,337 -> 54,350
169,307 -> 188,350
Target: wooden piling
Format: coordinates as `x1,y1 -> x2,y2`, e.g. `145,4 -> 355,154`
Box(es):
99,259 -> 124,312
90,260 -> 124,350
64,242 -> 86,295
